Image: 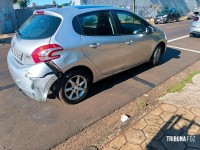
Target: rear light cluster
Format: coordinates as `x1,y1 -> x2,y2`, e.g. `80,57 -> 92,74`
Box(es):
194,17 -> 199,21
36,11 -> 44,14
32,44 -> 63,63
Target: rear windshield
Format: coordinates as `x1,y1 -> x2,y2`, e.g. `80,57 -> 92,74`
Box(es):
18,14 -> 61,39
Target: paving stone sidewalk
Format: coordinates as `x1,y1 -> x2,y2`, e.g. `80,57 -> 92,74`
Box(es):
102,103 -> 200,150
102,74 -> 200,150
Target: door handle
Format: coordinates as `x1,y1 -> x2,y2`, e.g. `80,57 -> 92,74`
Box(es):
125,40 -> 133,45
89,43 -> 100,48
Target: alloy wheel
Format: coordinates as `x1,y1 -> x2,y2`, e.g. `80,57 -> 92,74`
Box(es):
64,75 -> 87,101
153,47 -> 161,65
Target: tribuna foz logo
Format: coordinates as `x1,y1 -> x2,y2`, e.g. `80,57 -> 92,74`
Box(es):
166,136 -> 195,142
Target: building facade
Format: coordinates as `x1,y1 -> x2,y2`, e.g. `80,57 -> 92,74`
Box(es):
83,0 -> 199,18
0,0 -> 17,34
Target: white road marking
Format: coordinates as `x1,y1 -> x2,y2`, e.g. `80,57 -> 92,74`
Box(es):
166,24 -> 189,29
168,35 -> 189,43
168,45 -> 200,54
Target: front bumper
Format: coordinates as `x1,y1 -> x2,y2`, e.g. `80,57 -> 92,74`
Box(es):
190,31 -> 200,37
7,50 -> 58,102
190,27 -> 200,37
154,17 -> 167,23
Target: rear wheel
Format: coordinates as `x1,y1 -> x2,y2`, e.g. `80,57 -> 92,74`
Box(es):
149,45 -> 162,66
58,70 -> 92,104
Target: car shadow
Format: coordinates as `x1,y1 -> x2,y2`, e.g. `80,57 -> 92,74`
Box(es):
86,47 -> 181,100
146,114 -> 200,149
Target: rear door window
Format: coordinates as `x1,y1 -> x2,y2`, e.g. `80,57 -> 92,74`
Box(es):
19,14 -> 61,39
78,11 -> 117,36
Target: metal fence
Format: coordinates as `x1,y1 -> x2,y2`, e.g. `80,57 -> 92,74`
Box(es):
1,0 -> 200,34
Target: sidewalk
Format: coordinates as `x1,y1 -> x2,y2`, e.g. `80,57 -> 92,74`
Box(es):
102,74 -> 200,150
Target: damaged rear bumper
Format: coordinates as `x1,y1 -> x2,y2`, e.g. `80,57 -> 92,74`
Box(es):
7,50 -> 58,102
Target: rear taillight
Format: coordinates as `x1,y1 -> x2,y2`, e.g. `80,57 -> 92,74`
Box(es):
32,44 -> 63,63
194,17 -> 199,21
36,11 -> 44,14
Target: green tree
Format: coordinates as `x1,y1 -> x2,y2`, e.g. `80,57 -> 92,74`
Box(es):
12,0 -> 31,9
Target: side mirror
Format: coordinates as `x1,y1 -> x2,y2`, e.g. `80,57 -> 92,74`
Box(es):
146,26 -> 155,34
133,30 -> 142,35
132,28 -> 146,35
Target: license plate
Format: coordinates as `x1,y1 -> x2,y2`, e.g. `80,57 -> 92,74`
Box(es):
12,49 -> 23,61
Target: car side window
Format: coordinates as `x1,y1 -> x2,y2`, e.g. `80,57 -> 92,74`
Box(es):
78,11 -> 117,36
115,11 -> 146,35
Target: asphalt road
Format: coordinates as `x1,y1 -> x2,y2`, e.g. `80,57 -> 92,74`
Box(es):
0,20 -> 200,150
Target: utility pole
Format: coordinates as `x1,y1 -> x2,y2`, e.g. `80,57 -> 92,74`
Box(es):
132,0 -> 136,12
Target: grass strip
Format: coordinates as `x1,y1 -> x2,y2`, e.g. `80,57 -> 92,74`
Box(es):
167,70 -> 200,93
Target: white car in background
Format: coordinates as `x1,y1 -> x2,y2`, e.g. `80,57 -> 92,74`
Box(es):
190,14 -> 200,37
187,7 -> 200,20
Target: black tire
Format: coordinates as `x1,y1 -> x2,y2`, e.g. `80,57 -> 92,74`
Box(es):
58,70 -> 92,104
176,17 -> 179,22
190,33 -> 194,37
149,45 -> 162,66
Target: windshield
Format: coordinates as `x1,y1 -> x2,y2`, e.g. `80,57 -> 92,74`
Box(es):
159,10 -> 170,15
19,14 -> 61,39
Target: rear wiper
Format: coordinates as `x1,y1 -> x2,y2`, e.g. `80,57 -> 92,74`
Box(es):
15,29 -> 21,36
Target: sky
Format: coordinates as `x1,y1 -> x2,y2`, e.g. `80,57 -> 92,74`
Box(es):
31,0 -> 71,6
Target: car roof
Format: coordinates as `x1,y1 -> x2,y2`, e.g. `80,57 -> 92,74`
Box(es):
72,5 -> 111,9
37,5 -> 122,17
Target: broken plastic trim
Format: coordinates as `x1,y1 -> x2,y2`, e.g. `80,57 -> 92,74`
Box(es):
45,61 -> 64,78
44,61 -> 64,98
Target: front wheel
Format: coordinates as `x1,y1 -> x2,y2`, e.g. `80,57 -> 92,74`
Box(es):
190,33 -> 194,37
58,70 -> 92,104
149,45 -> 162,66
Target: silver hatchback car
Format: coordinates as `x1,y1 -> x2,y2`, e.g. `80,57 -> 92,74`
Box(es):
7,6 -> 167,104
